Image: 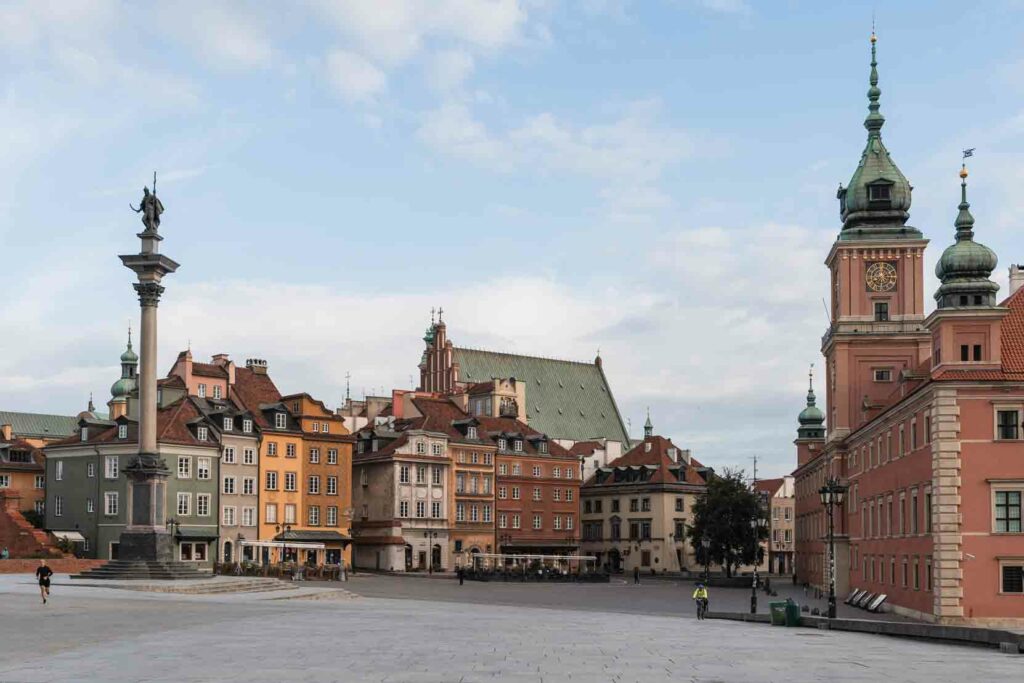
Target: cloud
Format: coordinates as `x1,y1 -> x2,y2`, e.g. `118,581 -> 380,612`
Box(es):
427,49 -> 476,93
159,2 -> 278,70
324,49 -> 388,103
696,0 -> 751,14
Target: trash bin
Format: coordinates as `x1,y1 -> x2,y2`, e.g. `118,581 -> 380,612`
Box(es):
769,601 -> 787,626
784,599 -> 801,627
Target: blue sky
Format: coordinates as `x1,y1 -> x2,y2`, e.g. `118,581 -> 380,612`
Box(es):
2,0 -> 1022,478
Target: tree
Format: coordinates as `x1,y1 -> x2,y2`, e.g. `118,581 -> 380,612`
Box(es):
687,468 -> 767,578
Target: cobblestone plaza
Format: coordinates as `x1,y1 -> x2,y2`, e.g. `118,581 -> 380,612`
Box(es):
1,574 -> 1018,682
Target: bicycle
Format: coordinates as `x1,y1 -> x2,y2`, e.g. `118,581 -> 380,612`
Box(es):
695,597 -> 709,620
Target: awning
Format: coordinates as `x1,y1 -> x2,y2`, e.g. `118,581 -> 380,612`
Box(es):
175,528 -> 219,542
275,530 -> 352,545
52,531 -> 86,542
240,540 -> 326,550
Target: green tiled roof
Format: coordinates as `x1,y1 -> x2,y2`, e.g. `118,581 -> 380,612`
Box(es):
0,411 -> 79,439
453,348 -> 629,444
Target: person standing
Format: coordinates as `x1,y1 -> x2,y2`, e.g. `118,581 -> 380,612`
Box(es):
36,559 -> 53,604
457,566 -> 464,586
1,546 -> 9,560
633,565 -> 640,585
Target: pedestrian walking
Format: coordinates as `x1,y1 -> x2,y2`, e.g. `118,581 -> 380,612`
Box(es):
36,559 -> 53,604
457,566 -> 464,586
633,566 -> 640,584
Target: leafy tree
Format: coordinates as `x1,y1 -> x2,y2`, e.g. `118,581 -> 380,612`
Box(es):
687,468 -> 767,578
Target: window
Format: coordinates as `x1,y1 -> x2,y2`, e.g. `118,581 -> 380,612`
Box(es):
54,495 -> 63,516
538,442 -> 548,454
611,499 -> 620,513
910,490 -> 919,534
431,443 -> 443,456
284,472 -> 297,491
321,422 -> 329,433
924,415 -> 931,444
416,501 -> 425,518
512,464 -> 521,476
553,467 -> 561,479
498,486 -> 507,499
0,475 -> 11,488
243,477 -> 255,496
223,476 -> 236,494
533,487 -> 542,501
456,473 -> 465,493
513,486 -> 522,500
911,419 -> 918,450
483,505 -> 492,523
33,474 -> 44,489
308,506 -> 320,526
416,465 -> 426,484
222,447 -> 236,464
512,514 -> 521,529
267,442 -> 278,456
1001,563 -> 1024,594
483,452 -> 492,465
399,466 -> 410,484
498,463 -> 507,475
995,491 -> 1022,533
902,557 -> 909,587
498,438 -> 507,451
86,462 -> 94,478
177,492 -> 190,516
265,503 -> 277,523
105,456 -> 119,479
874,302 -> 889,322
400,500 -> 409,517
197,426 -> 208,441
913,557 -> 920,590
467,426 -> 477,439
925,491 -> 933,533
106,492 -> 119,516
197,494 -> 210,517
311,422 -> 319,433
470,504 -> 479,522
630,498 -> 639,512
532,466 -> 541,478
554,516 -> 562,531
198,383 -> 207,397
308,475 -> 320,494
265,471 -> 278,490
284,504 -> 296,524
498,513 -> 507,529
566,489 -> 574,502
310,448 -> 320,464
641,497 -> 651,512
432,501 -> 442,518
868,184 -> 891,201
553,488 -> 561,501
360,469 -> 368,486
997,410 -> 1020,440
610,518 -> 621,540
416,441 -> 427,455
86,497 -> 94,513
118,424 -> 128,439
275,413 -> 287,429
873,368 -> 892,382
973,344 -> 983,361
286,443 -> 296,458
243,507 -> 256,526
675,498 -> 684,512
326,506 -> 338,526
432,466 -> 442,485
222,417 -> 232,431
455,503 -> 465,522
197,457 -> 211,479
327,448 -> 338,464
242,419 -> 253,433
327,476 -> 337,495
533,514 -> 542,530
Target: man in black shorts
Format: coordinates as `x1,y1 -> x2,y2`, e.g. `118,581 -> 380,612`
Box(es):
36,559 -> 53,604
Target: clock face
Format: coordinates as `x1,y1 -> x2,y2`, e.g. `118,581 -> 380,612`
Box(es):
865,262 -> 897,292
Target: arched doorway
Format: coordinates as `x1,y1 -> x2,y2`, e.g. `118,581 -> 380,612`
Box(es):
223,541 -> 233,564
469,547 -> 481,571
404,544 -> 413,571
608,549 -> 622,573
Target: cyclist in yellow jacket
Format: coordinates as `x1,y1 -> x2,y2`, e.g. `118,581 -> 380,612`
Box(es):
692,583 -> 709,620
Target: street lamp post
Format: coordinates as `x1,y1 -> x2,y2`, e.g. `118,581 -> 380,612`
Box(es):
818,477 -> 848,619
424,530 -> 438,574
749,513 -> 767,614
276,523 -> 292,568
701,534 -> 710,584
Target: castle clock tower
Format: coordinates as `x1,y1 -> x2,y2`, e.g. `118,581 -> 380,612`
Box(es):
822,33 -> 931,441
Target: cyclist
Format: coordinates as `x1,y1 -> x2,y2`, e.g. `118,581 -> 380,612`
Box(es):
692,583 -> 709,620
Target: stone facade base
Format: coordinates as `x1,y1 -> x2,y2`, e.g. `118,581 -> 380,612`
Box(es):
119,529 -> 174,562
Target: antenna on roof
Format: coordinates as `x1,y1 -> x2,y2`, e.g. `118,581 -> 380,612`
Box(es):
821,297 -> 831,324
345,371 -> 351,401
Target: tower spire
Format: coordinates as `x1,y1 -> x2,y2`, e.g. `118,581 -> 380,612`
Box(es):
865,30 -> 885,137
955,162 -> 975,241
643,407 -> 653,438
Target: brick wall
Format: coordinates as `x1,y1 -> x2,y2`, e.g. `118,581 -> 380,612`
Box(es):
0,493 -> 66,559
0,558 -> 106,574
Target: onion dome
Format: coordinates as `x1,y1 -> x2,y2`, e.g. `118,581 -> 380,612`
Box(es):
935,165 -> 999,308
797,366 -> 825,439
120,329 -> 138,363
111,328 -> 138,399
110,376 -> 135,398
837,33 -> 921,240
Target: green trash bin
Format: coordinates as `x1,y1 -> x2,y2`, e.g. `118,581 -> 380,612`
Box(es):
769,601 -> 787,626
784,599 -> 801,627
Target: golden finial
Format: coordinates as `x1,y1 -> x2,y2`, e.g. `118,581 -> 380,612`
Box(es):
870,32 -> 877,44
959,165 -> 968,179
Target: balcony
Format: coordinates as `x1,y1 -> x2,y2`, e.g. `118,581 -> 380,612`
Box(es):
822,319 -> 928,347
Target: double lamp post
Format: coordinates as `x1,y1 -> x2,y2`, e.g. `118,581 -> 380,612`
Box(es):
818,477 -> 847,619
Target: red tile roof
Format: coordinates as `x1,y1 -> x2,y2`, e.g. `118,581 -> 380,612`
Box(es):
567,440 -> 602,457
0,438 -> 45,471
47,398 -> 217,449
754,477 -> 785,496
230,366 -> 283,427
191,362 -> 228,379
587,435 -> 706,487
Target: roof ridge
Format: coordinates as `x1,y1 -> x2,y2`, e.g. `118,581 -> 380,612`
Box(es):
453,346 -> 596,367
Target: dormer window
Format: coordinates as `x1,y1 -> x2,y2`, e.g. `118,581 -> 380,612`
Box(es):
312,422 -> 319,433
198,383 -> 207,398
81,428 -> 88,442
213,386 -> 222,399
275,413 -> 287,429
468,426 -> 478,439
868,184 -> 891,202
644,442 -> 652,453
416,441 -> 426,455
197,426 -> 208,441
118,424 -> 128,440
223,417 -> 233,431
498,438 -> 507,451
538,441 -> 548,454
513,440 -> 523,452
242,419 -> 252,433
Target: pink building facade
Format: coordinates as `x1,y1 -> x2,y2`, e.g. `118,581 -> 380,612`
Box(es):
794,35 -> 1024,627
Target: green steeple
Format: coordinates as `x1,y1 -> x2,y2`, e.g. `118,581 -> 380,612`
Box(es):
797,365 -> 825,439
110,328 -> 138,400
643,408 -> 653,438
934,165 -> 999,308
837,33 -> 921,241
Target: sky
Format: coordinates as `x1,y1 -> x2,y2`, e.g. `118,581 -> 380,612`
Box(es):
1,0 -> 1023,479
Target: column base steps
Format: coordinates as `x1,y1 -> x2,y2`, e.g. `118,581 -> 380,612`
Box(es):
70,560 -> 211,581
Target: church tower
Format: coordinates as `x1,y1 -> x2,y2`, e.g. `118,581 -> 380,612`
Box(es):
823,33 -> 931,440
108,327 -> 139,419
795,367 -> 826,468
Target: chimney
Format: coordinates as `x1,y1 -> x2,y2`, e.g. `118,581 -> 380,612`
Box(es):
1010,265 -> 1024,296
1,424 -> 11,441
245,358 -> 268,375
679,448 -> 691,465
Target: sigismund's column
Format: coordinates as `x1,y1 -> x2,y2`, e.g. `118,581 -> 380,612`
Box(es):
117,179 -> 180,563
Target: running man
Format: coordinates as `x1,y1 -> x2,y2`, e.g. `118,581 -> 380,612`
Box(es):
36,559 -> 53,604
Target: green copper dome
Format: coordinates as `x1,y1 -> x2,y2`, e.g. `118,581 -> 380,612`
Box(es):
110,376 -> 136,398
111,330 -> 138,399
934,168 -> 999,308
120,343 -> 138,364
837,34 -> 921,241
797,369 -> 825,439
